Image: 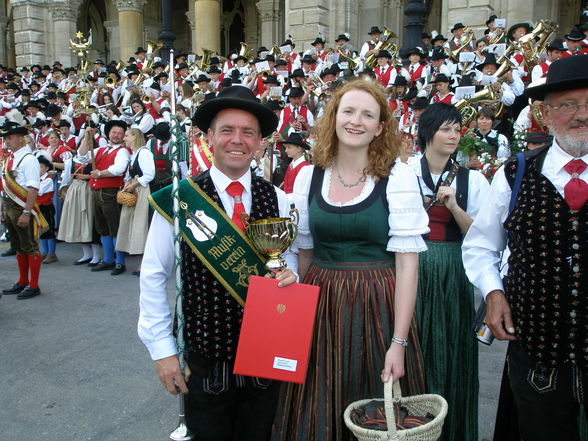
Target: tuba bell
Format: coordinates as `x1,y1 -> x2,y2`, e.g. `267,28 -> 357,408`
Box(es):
455,86 -> 497,125
450,27 -> 474,61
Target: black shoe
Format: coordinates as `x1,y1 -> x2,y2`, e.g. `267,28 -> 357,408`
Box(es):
91,261 -> 116,272
87,261 -> 100,267
2,283 -> 26,295
1,248 -> 16,257
73,258 -> 92,265
132,271 -> 141,277
17,286 -> 41,300
111,264 -> 126,276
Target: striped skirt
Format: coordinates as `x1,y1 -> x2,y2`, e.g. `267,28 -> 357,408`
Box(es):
272,260 -> 426,441
416,240 -> 478,441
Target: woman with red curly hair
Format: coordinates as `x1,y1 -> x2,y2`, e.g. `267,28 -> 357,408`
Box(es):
272,80 -> 430,441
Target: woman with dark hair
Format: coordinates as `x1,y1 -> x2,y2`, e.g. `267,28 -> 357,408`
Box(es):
273,79 -> 429,441
415,102 -> 490,441
129,98 -> 155,135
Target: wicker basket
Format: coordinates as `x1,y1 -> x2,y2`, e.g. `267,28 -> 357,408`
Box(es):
116,190 -> 138,207
343,378 -> 448,441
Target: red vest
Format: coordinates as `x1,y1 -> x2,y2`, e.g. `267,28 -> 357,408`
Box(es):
282,160 -> 309,193
64,135 -> 78,151
407,64 -> 425,83
538,62 -> 550,78
431,93 -> 454,104
90,146 -> 126,189
50,144 -> 72,163
255,77 -> 265,96
513,54 -> 530,82
375,66 -> 392,88
278,105 -> 309,135
38,132 -> 51,148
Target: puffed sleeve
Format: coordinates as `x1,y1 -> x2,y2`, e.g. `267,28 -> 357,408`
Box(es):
290,165 -> 314,250
386,162 -> 429,253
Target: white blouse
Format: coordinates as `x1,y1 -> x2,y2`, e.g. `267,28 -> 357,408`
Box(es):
410,161 -> 491,219
291,162 -> 430,253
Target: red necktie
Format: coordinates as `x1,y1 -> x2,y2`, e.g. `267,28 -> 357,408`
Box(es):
226,181 -> 246,231
563,159 -> 588,211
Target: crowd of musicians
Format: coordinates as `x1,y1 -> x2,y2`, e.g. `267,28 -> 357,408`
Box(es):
1,13 -> 587,441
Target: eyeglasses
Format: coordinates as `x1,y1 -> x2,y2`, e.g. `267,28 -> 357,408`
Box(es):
546,102 -> 588,115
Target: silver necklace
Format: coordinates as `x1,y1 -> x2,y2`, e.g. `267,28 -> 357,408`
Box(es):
334,164 -> 366,188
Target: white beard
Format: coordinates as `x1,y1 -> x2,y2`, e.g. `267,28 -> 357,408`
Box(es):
550,127 -> 588,157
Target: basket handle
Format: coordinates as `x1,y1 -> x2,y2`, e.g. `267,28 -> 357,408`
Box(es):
384,377 -> 402,441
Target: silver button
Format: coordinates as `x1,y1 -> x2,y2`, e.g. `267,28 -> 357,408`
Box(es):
570,311 -> 577,319
569,332 -> 576,339
570,353 -> 576,360
572,220 -> 579,228
573,243 -> 580,250
572,289 -> 579,296
573,266 -> 580,273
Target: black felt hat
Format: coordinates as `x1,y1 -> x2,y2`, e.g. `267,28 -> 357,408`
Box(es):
376,50 -> 392,59
195,74 -> 211,83
0,121 -> 28,137
368,26 -> 383,35
431,73 -> 451,83
525,55 -> 588,100
57,119 -> 71,128
45,104 -> 62,117
193,86 -> 278,137
451,23 -> 465,32
301,55 -> 317,64
476,53 -> 499,71
409,96 -> 429,109
565,28 -> 584,41
311,37 -> 325,46
507,22 -> 532,41
282,132 -> 310,150
336,34 -> 350,42
152,122 -> 171,142
135,47 -> 147,54
104,120 -> 128,140
393,76 -> 408,86
288,87 -> 304,98
525,131 -> 553,144
547,38 -> 566,51
430,48 -> 448,60
486,15 -> 498,26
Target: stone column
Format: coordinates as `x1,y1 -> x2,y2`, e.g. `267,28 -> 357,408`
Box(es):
194,0 -> 221,53
52,4 -> 80,67
11,0 -> 47,67
113,0 -> 148,62
256,0 -> 280,48
186,10 -> 196,53
0,14 -> 9,67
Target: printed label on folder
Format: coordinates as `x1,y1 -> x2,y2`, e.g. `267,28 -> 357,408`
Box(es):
273,357 -> 298,372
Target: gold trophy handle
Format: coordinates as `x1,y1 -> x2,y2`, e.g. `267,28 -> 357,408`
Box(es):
288,206 -> 299,242
289,206 -> 299,226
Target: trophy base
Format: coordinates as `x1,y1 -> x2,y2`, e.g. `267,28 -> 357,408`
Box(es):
265,257 -> 286,275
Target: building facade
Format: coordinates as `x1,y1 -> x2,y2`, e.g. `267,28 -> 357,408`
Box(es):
0,0 -> 585,68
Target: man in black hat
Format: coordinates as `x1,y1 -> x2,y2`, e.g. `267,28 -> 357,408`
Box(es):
1,120 -> 43,299
374,49 -> 394,88
360,26 -> 384,60
449,23 -> 469,51
277,86 -> 314,137
134,46 -> 147,69
475,53 -> 516,107
524,131 -> 553,151
335,33 -> 352,56
463,55 -> 588,441
531,38 -> 564,82
77,120 -> 130,276
57,119 -> 79,151
563,28 -> 584,57
138,86 -> 297,441
310,36 -> 326,62
400,96 -> 428,145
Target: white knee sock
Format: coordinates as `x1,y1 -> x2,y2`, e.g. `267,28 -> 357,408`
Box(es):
90,244 -> 101,264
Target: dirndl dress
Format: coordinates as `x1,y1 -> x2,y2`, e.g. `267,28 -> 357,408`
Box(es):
57,177 -> 94,243
272,164 -> 430,441
116,184 -> 150,254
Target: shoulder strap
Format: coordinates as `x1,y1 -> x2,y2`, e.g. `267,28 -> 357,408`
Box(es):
308,167 -> 324,204
456,166 -> 469,211
14,152 -> 33,169
509,152 -> 526,214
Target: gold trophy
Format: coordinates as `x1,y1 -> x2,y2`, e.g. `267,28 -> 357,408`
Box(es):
242,208 -> 299,274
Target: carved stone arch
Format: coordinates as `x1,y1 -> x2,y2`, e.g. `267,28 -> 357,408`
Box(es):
221,0 -> 259,55
77,0 -> 110,61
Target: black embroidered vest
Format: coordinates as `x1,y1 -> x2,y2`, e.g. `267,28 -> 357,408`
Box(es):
504,146 -> 587,368
129,149 -> 145,179
179,171 -> 280,360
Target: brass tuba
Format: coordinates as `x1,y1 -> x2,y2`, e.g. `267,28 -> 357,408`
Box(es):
455,86 -> 497,125
518,20 -> 559,68
450,26 -> 474,61
337,49 -> 361,71
364,27 -> 398,69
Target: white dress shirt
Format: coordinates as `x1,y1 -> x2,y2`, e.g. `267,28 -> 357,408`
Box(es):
291,162 -> 430,252
9,146 -> 40,189
76,143 -> 131,176
125,146 -> 155,187
462,141 -> 588,300
138,165 -> 299,360
38,172 -> 54,196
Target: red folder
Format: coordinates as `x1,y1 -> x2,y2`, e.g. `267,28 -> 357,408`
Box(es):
233,275 -> 320,383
